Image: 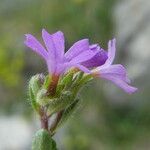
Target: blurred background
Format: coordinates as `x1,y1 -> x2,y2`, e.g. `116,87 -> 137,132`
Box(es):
0,0 -> 149,149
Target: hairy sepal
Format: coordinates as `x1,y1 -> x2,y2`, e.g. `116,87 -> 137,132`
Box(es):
28,74 -> 45,111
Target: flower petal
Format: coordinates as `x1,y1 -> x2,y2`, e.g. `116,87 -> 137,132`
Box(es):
24,34 -> 48,60
42,29 -> 65,62
99,64 -> 131,83
69,50 -> 98,64
46,59 -> 55,75
100,74 -> 137,94
73,64 -> 91,73
51,30 -> 65,61
82,46 -> 108,68
65,39 -> 89,61
95,64 -> 137,94
103,38 -> 116,67
64,63 -> 90,73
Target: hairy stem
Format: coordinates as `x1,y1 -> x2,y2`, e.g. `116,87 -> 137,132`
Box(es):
40,107 -> 49,131
50,110 -> 64,133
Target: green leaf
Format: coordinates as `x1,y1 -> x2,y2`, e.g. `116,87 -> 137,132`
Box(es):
32,129 -> 57,150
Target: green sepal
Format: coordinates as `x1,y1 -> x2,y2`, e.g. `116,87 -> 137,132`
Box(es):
32,129 -> 57,150
43,75 -> 52,89
29,85 -> 39,111
61,72 -> 73,87
57,98 -> 80,128
78,74 -> 93,86
70,72 -> 84,92
29,74 -> 45,95
36,89 -> 53,106
56,72 -> 74,95
72,72 -> 84,84
71,74 -> 93,96
47,91 -> 74,115
28,74 -> 44,111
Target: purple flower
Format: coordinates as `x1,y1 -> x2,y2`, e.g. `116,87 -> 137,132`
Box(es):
24,29 -> 98,75
24,29 -> 137,94
91,39 -> 137,94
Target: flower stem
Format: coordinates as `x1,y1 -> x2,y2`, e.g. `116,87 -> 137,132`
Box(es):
50,110 -> 64,133
40,107 -> 49,131
41,116 -> 48,130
